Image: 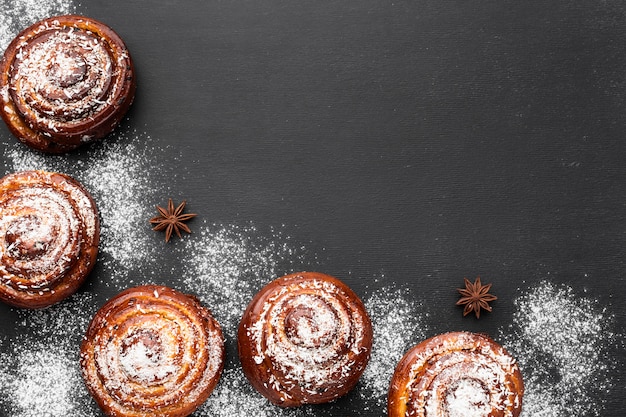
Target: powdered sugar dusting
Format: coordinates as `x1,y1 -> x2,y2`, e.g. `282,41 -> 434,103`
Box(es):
78,136 -> 159,275
444,378 -> 491,417
0,292 -> 99,417
9,344 -> 87,417
178,222 -> 307,338
197,367 -> 315,417
117,336 -> 178,382
0,0 -> 76,52
359,286 -> 429,411
500,281 -> 618,417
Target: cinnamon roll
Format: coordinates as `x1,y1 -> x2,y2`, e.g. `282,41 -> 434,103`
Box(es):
388,331 -> 524,417
80,285 -> 225,417
0,15 -> 136,153
0,170 -> 99,308
238,271 -> 373,407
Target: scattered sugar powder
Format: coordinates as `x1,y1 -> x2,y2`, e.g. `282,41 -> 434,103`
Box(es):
4,130 -> 165,280
78,135 -> 162,277
14,293 -> 97,342
197,367 -> 316,417
0,0 -> 76,52
7,342 -> 93,417
499,280 -> 618,417
359,285 -> 429,412
0,342 -> 9,412
0,292 -> 100,417
178,220 -> 309,339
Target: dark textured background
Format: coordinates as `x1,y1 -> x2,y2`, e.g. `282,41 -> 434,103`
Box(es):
1,0 -> 626,415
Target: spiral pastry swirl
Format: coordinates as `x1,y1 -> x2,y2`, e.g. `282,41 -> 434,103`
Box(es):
0,170 -> 99,308
238,272 -> 373,407
388,331 -> 524,417
80,285 -> 225,417
0,15 -> 136,153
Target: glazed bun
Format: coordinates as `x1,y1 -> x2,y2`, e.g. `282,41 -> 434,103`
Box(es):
238,271 -> 373,407
0,170 -> 99,308
80,285 -> 225,417
0,15 -> 135,153
388,331 -> 524,417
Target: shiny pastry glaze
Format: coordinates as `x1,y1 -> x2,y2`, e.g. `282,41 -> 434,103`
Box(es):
388,331 -> 524,417
80,285 -> 225,417
0,170 -> 99,308
0,15 -> 135,153
238,271 -> 373,407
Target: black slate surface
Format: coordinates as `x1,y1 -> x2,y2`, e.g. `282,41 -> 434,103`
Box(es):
1,1 -> 626,416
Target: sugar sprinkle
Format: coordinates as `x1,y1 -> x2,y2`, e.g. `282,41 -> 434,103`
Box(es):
500,281 -> 618,417
197,367 -> 315,417
0,0 -> 75,52
178,221 -> 308,339
359,285 -> 429,412
0,266 -> 620,416
0,293 -> 99,417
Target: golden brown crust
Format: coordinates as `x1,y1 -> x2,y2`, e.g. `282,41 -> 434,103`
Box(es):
0,170 -> 99,308
388,331 -> 524,417
238,271 -> 373,407
80,285 -> 225,417
0,15 -> 136,153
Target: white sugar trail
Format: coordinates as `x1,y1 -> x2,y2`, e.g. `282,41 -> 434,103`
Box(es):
500,281 -> 617,417
0,0 -> 76,52
198,367 -> 316,417
78,137 -> 160,278
0,292 -> 100,417
178,221 -> 307,339
8,345 -> 91,417
359,286 -> 429,412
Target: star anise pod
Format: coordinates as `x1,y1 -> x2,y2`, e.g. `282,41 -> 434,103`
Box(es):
456,276 -> 497,319
149,199 -> 197,242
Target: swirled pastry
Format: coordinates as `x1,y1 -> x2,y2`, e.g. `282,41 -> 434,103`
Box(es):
388,331 -> 524,417
80,285 -> 225,417
238,271 -> 373,407
0,15 -> 136,153
0,170 -> 99,308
